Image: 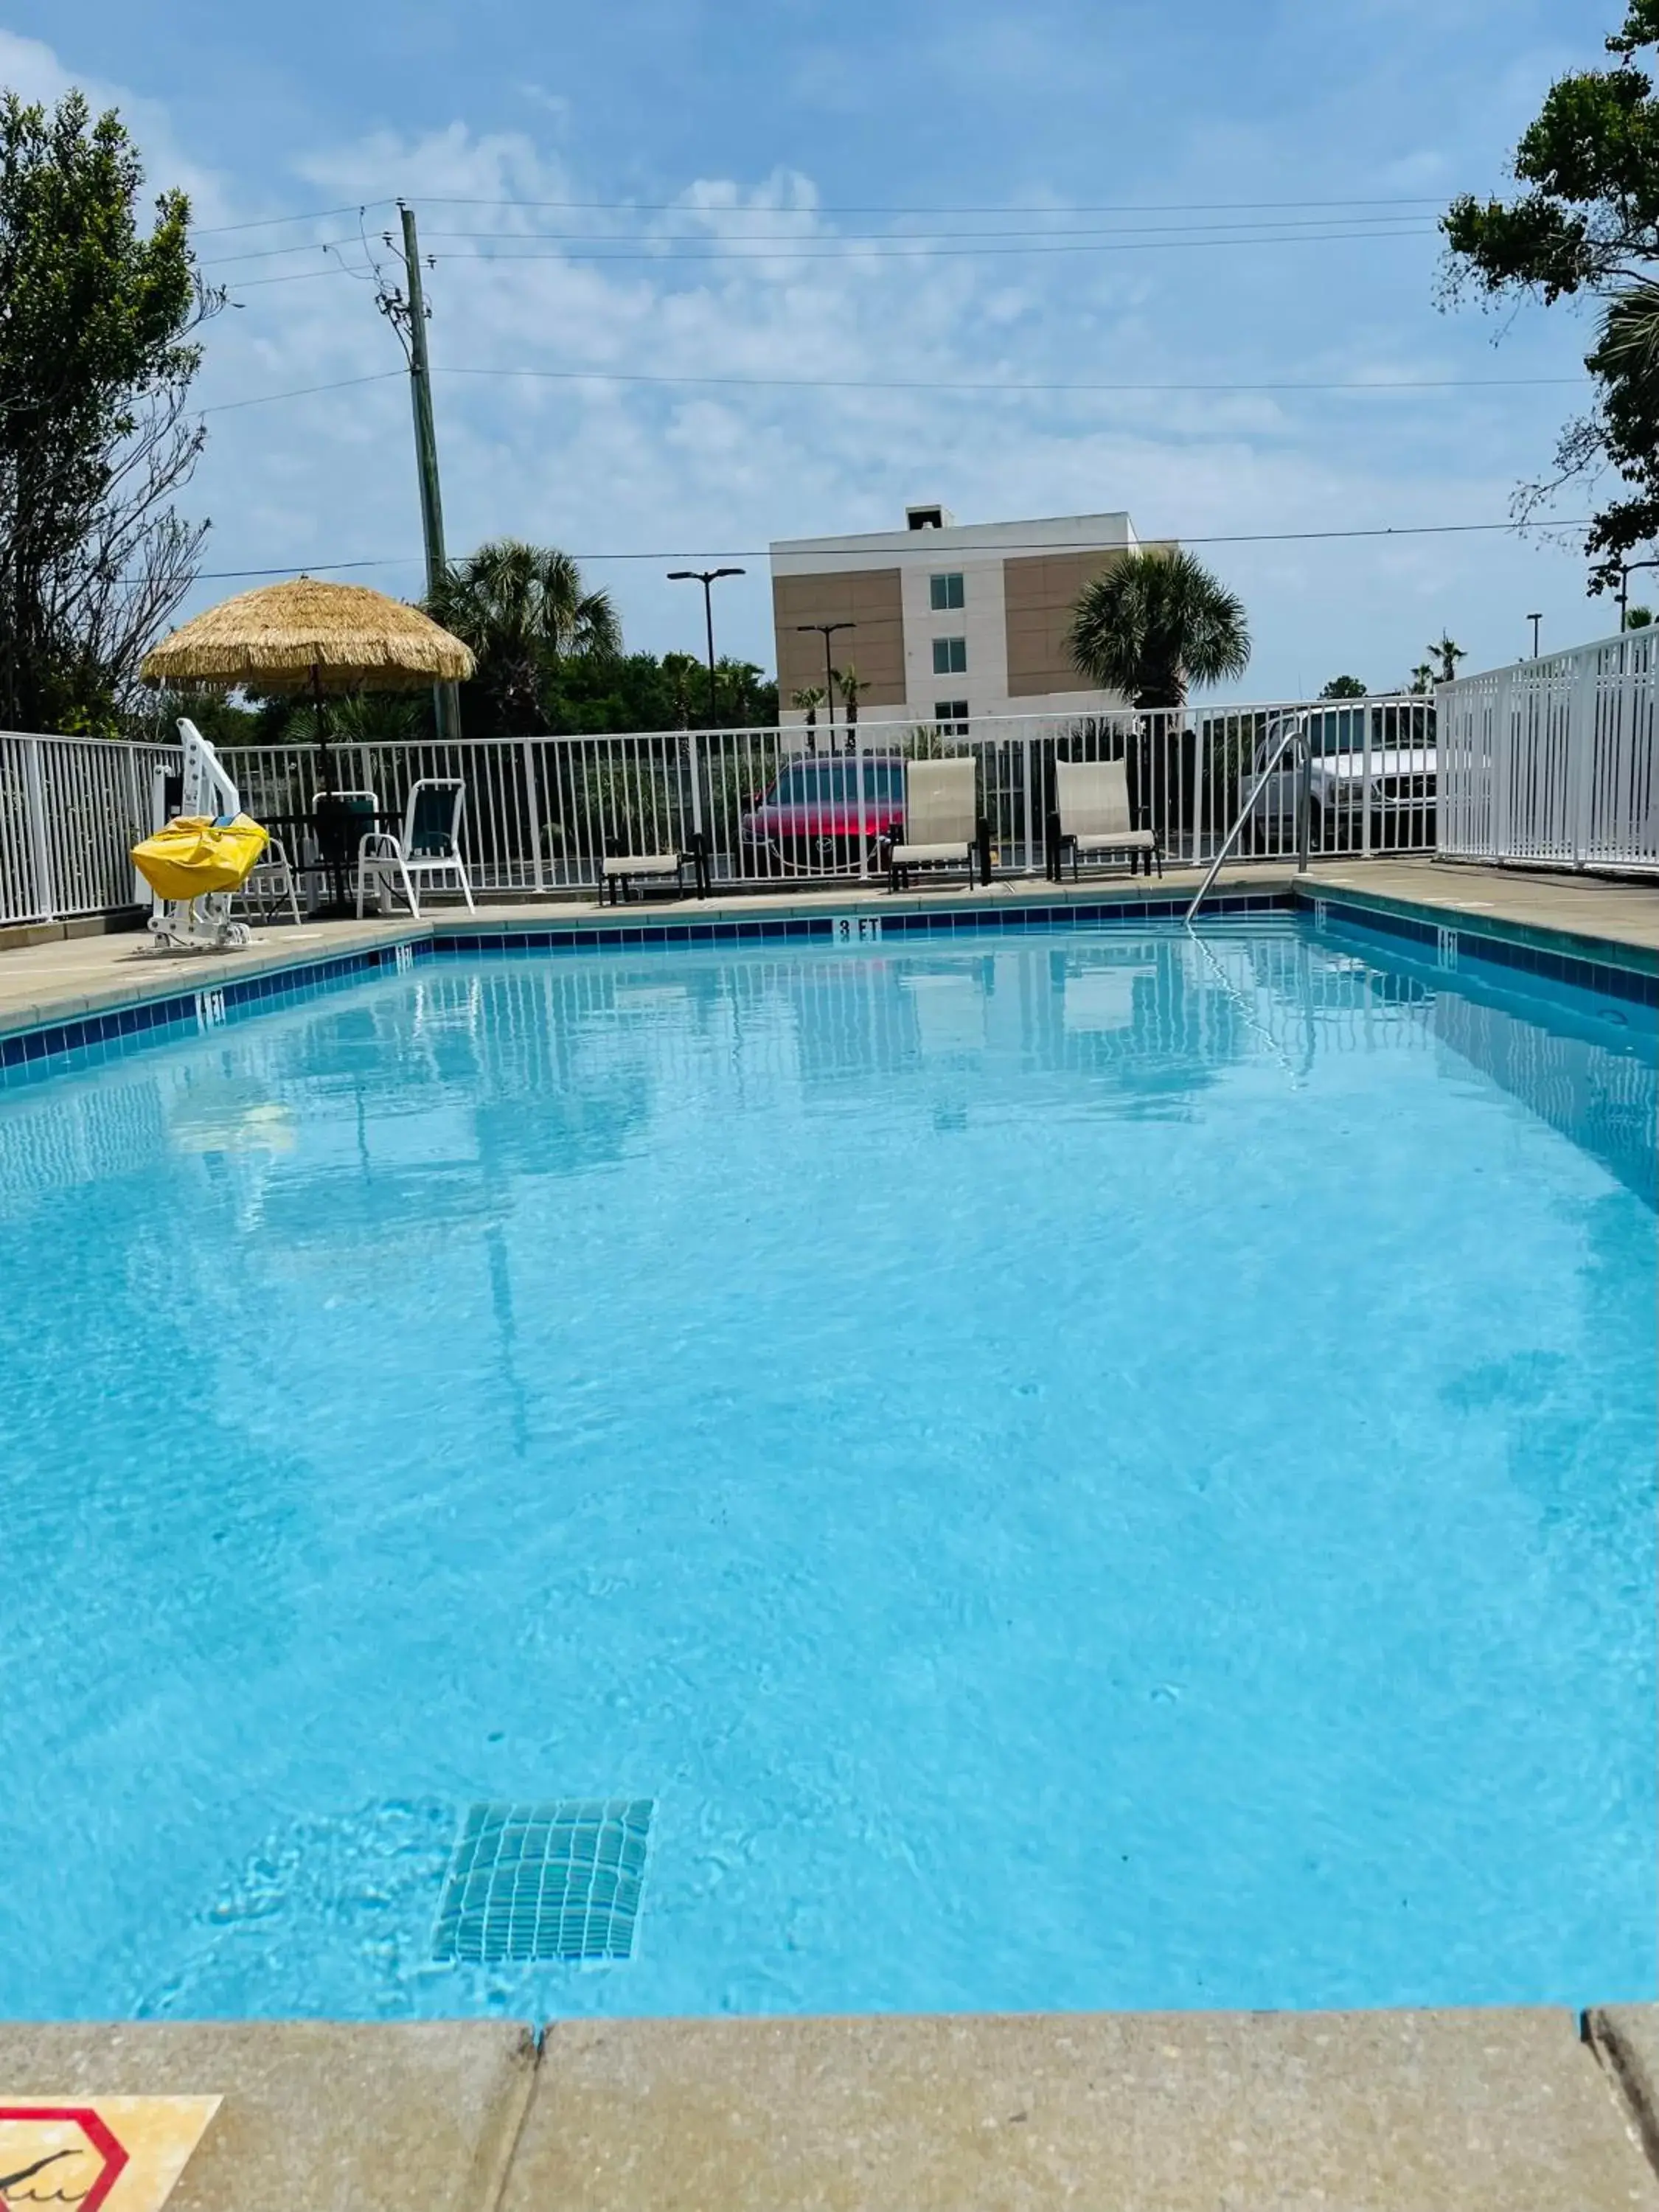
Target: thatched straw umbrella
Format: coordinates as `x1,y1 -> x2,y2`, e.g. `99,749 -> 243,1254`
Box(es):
141,577 -> 475,788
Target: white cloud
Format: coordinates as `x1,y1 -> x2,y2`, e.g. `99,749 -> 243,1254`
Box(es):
0,29 -> 229,220
5,29 -> 1608,695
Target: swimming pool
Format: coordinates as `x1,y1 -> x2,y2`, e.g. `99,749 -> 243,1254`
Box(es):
0,915 -> 1652,2020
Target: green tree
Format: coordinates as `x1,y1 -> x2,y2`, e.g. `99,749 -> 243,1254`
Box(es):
426,538 -> 620,735
1065,548 -> 1251,709
1319,675 -> 1368,698
1442,1 -> 1659,594
540,648 -> 776,732
0,90 -> 216,732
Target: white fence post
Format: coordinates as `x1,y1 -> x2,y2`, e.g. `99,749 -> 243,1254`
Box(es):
21,735 -> 55,922
1568,647 -> 1602,868
520,740 -> 545,892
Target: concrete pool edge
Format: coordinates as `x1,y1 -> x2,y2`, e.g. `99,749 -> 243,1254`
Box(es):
3,2006 -> 1658,2210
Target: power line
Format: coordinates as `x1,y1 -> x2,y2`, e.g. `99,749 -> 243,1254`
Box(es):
416,192 -> 1449,215
435,364 -> 1580,397
162,519 -> 1593,582
183,363 -> 1585,420
561,521 -> 1599,557
193,201 -> 395,236
218,221 -> 1442,290
213,221 -> 1441,286
197,371 -> 404,414
198,210 -> 1437,268
416,225 -> 1440,265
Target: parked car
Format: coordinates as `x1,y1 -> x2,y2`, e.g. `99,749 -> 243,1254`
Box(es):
1241,702 -> 1436,852
740,752 -> 908,875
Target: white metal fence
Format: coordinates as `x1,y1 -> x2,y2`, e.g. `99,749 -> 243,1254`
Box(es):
212,698 -> 1435,901
0,732 -> 176,927
1436,630 -> 1659,872
0,700 -> 1441,928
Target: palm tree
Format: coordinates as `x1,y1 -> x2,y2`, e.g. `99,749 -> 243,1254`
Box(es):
792,684 -> 827,744
833,664 -> 866,733
426,539 -> 620,735
1066,549 -> 1251,709
1428,633 -> 1467,684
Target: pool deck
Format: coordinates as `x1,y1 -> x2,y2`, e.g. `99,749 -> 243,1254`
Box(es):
1,856 -> 1657,1040
4,2008 -> 1659,2209
4,854 -> 1659,2209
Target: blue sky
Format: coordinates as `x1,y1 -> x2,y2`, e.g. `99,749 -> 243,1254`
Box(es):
3,0 -> 1627,695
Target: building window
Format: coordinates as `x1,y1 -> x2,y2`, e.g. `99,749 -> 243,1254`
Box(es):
934,698 -> 970,734
932,636 -> 967,675
929,572 -> 965,611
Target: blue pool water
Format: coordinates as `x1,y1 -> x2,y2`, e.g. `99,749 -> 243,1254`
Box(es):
0,917 -> 1653,2020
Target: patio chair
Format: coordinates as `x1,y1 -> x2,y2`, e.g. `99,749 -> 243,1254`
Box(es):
1047,758 -> 1161,882
308,787 -> 379,907
886,757 -> 990,891
231,830 -> 303,925
600,832 -> 710,905
356,777 -> 476,919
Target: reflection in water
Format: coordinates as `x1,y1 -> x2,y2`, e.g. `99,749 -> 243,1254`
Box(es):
1,925 -> 1649,1217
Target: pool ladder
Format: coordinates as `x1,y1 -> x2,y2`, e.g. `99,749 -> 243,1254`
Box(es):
1184,714 -> 1312,925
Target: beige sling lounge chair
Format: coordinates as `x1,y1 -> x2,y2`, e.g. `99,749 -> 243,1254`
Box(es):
887,757 -> 990,891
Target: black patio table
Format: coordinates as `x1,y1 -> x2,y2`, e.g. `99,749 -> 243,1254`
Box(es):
262,804 -> 401,918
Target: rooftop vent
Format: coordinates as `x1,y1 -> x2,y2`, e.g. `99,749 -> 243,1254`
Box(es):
906,504 -> 953,531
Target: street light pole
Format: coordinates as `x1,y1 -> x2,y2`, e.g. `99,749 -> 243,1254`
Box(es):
667,567 -> 746,723
1527,613 -> 1543,658
796,620 -> 855,749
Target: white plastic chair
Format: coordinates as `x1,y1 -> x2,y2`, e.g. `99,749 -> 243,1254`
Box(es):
231,833 -> 303,925
356,777 -> 476,919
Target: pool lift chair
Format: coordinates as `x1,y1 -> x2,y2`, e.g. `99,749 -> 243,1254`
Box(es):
136,717 -> 267,955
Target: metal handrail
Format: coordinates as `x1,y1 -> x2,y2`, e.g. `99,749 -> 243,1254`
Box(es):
1183,715 -> 1308,925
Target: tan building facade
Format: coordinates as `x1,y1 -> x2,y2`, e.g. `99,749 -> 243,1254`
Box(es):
770,506 -> 1161,727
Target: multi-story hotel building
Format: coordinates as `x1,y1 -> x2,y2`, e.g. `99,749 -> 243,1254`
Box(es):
770,504 -> 1166,728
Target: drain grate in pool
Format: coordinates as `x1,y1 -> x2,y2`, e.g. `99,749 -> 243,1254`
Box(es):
432,1799 -> 653,1965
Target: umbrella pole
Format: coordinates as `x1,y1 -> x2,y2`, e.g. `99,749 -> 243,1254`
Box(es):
312,664 -> 334,795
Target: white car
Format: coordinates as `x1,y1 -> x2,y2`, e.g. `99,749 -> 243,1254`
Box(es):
1242,702 -> 1436,852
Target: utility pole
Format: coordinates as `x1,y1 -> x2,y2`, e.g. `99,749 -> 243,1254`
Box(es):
387,202 -> 461,741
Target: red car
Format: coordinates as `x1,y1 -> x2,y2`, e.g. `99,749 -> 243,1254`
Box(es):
740,753 -> 908,875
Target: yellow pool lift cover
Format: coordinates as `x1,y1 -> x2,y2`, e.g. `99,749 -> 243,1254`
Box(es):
131,813 -> 268,902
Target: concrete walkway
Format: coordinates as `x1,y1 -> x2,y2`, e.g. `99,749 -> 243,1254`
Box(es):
4,2008 -> 1659,2210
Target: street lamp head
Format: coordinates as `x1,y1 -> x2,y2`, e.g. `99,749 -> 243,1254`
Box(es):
666,570 -> 696,581
712,566 -> 746,580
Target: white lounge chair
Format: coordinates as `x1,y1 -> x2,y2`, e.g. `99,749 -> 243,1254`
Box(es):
1048,758 -> 1161,881
356,777 -> 476,919
231,832 -> 303,925
887,757 -> 989,891
600,832 -> 710,904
